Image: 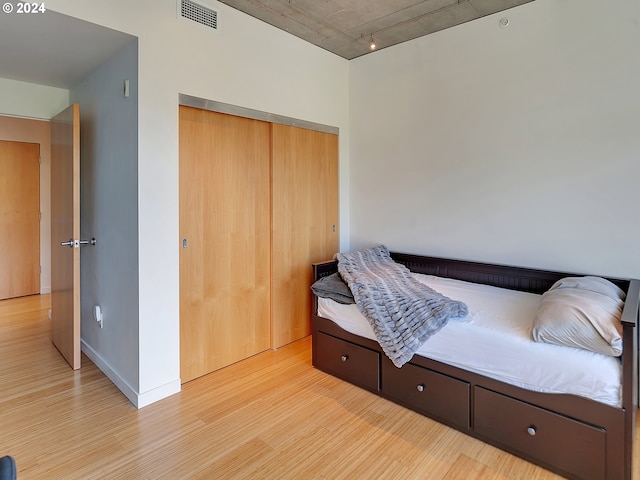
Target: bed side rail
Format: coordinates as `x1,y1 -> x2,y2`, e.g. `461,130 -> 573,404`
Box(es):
621,279 -> 640,328
312,260 -> 338,281
311,260 -> 339,317
621,279 -> 639,411
621,279 -> 639,480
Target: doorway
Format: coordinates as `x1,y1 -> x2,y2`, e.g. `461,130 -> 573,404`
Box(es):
0,140 -> 40,300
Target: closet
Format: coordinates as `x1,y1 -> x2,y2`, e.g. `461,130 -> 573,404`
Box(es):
179,105 -> 338,382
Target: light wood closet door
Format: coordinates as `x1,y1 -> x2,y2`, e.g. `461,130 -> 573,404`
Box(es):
0,140 -> 40,300
179,106 -> 271,382
272,124 -> 339,348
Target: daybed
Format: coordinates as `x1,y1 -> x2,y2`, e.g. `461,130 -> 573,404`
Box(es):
311,251 -> 639,480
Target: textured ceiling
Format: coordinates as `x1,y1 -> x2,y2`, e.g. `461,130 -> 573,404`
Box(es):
218,0 -> 535,59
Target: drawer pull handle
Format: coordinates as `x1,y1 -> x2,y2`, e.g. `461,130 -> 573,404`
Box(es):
527,426 -> 537,436
341,355 -> 349,362
416,384 -> 425,392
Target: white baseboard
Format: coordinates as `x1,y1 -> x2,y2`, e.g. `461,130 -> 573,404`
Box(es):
81,340 -> 181,409
137,378 -> 182,408
41,286 -> 51,294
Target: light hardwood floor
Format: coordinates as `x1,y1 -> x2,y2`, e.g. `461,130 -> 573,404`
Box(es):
1,294 -> 638,479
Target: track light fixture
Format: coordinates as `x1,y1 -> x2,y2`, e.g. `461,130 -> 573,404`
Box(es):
369,34 -> 376,50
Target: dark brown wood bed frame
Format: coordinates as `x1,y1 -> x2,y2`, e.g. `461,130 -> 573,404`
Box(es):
311,252 -> 640,480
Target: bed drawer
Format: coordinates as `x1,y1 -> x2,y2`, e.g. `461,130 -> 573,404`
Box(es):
381,360 -> 470,429
315,332 -> 380,391
474,387 -> 606,480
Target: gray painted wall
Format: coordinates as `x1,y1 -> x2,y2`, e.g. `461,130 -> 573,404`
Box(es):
71,40 -> 139,393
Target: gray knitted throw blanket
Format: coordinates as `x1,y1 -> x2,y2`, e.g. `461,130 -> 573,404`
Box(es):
336,245 -> 468,367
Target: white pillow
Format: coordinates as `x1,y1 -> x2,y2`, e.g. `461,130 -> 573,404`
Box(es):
532,277 -> 624,357
547,276 -> 626,301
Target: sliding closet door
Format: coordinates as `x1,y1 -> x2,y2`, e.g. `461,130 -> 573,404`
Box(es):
179,106 -> 271,382
271,124 -> 339,348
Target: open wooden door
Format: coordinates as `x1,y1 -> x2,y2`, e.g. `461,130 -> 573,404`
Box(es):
50,104 -> 81,370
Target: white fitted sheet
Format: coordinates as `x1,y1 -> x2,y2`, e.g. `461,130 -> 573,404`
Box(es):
317,274 -> 622,407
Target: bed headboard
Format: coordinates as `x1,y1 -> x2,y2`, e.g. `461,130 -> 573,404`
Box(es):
312,252 -> 629,295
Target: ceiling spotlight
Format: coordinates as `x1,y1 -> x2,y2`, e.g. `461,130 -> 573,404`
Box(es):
369,34 -> 376,50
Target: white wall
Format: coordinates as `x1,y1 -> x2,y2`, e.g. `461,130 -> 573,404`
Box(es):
349,0 -> 640,279
46,0 -> 350,406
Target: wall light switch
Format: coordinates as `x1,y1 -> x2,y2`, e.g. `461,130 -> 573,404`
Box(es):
94,305 -> 104,328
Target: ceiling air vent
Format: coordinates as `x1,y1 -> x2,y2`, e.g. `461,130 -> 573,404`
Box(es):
179,0 -> 218,30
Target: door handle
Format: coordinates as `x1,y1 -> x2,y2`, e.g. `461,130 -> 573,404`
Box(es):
60,238 -> 97,248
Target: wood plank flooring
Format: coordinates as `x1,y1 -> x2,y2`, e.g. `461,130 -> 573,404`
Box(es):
1,294 -> 638,479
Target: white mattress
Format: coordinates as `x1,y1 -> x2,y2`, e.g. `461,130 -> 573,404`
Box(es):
317,274 -> 622,407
